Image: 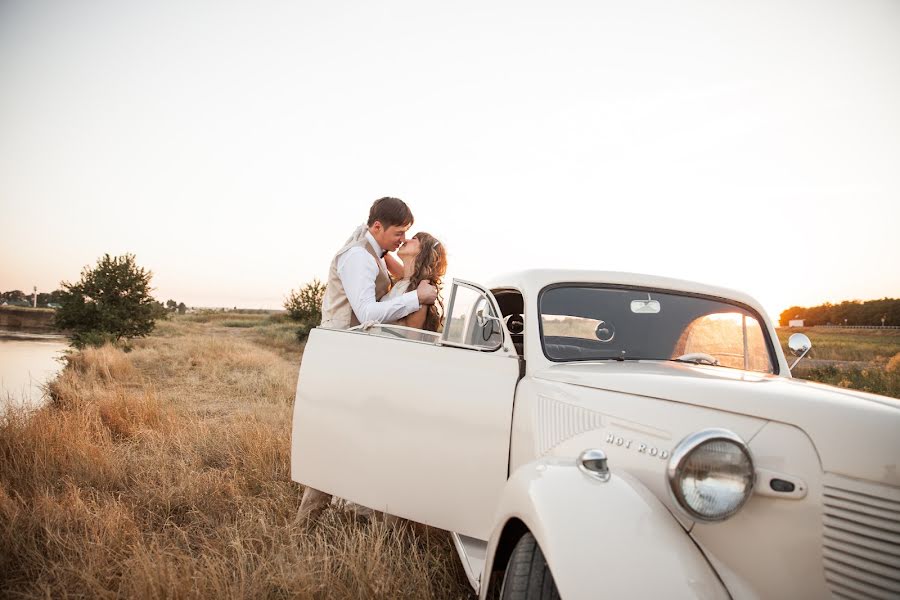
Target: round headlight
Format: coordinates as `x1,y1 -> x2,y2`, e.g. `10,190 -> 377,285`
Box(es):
667,428 -> 755,522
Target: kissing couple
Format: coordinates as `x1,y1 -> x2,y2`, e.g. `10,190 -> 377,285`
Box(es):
298,196 -> 448,523
319,196 -> 447,333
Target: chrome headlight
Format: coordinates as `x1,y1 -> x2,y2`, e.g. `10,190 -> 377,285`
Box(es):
667,428 -> 755,522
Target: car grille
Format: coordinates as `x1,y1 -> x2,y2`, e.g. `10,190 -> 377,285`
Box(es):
822,483 -> 900,599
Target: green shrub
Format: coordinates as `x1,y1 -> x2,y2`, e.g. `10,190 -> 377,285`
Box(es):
295,322 -> 315,343
284,280 -> 325,323
55,254 -> 158,347
70,330 -> 119,349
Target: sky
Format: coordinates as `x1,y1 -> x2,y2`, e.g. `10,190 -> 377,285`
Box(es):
1,0 -> 898,321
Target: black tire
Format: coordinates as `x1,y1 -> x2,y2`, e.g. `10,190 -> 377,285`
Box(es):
499,533 -> 561,600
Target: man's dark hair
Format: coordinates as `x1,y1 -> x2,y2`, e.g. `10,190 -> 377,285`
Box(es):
367,197 -> 414,229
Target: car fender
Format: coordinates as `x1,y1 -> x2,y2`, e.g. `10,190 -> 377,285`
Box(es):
480,457 -> 729,600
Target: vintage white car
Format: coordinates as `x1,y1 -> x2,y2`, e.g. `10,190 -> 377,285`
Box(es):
291,270 -> 900,600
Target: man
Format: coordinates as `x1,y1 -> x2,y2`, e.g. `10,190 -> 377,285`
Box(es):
297,196 -> 437,524
319,196 -> 437,330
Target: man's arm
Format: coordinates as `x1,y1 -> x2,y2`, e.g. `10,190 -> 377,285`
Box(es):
337,248 -> 420,324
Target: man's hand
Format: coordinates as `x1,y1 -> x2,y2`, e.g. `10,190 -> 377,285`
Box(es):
416,279 -> 437,305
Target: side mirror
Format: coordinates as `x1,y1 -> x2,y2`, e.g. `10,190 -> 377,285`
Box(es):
787,333 -> 812,371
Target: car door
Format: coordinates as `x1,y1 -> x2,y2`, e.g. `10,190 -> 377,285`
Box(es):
291,279 -> 521,540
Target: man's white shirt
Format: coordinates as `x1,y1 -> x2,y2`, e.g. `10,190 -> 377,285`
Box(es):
336,231 -> 420,324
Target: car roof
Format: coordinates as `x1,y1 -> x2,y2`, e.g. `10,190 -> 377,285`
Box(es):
485,269 -> 771,319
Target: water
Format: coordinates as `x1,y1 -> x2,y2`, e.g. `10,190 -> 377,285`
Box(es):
0,333 -> 69,412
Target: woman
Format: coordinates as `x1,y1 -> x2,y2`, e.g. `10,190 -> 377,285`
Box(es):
384,231 -> 447,331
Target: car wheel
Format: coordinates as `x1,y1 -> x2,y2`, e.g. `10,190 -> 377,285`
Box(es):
499,533 -> 560,600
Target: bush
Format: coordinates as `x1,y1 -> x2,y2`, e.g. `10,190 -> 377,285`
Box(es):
295,322 -> 315,343
284,279 -> 325,323
285,279 -> 325,342
55,254 -> 159,348
70,330 -> 119,348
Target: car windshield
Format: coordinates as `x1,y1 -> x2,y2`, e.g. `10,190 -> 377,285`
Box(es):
540,286 -> 775,373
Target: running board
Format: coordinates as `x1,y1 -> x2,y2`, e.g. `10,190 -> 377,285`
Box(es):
450,532 -> 488,594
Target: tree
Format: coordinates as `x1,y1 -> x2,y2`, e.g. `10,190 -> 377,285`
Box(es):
150,300 -> 169,321
166,299 -> 177,310
779,298 -> 899,327
2,290 -> 26,303
55,253 -> 159,347
284,279 -> 326,323
284,279 -> 326,342
177,302 -> 187,314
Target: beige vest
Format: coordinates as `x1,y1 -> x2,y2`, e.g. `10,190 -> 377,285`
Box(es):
320,231 -> 391,330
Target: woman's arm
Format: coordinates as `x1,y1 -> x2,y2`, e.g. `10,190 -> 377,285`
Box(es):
403,306 -> 428,330
384,253 -> 405,280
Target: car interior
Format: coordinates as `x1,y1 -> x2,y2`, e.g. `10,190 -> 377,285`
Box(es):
493,289 -> 525,357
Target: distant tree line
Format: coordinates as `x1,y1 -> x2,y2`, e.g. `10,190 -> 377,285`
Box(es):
165,299 -> 188,314
780,298 -> 899,327
1,289 -> 186,315
1,289 -> 65,308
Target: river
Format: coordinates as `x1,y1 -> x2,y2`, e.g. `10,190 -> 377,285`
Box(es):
0,332 -> 69,412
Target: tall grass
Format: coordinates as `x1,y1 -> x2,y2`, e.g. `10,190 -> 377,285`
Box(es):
778,327 -> 900,398
0,325 -> 470,599
793,363 -> 900,398
777,327 -> 900,362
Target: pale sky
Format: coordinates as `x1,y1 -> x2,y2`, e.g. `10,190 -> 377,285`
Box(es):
2,0 -> 898,320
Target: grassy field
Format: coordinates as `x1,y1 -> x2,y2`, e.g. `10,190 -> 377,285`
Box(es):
777,327 -> 900,398
2,318 -> 896,599
0,313 -> 471,599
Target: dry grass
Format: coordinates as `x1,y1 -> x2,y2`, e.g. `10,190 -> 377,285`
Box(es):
778,328 -> 900,398
887,352 -> 900,374
777,327 -> 900,362
0,320 -> 471,599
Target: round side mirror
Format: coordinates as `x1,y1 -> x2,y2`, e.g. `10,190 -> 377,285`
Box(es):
788,333 -> 812,357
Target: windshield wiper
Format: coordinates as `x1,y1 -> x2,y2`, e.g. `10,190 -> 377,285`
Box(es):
669,357 -> 720,366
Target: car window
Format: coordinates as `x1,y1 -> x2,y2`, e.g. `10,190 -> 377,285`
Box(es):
363,324 -> 442,344
444,283 -> 502,350
540,286 -> 775,373
675,313 -> 771,371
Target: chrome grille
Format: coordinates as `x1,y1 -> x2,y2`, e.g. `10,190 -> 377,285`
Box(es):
823,484 -> 900,600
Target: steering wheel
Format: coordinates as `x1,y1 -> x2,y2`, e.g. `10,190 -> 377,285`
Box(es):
504,314 -> 525,334
675,352 -> 719,366
481,318 -> 500,342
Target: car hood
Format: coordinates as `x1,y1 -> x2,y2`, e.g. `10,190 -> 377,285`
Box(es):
533,361 -> 900,487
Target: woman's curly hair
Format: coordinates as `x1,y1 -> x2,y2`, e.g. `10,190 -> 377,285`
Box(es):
406,232 -> 447,332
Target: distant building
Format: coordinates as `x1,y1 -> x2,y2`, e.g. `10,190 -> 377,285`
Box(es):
788,319 -> 805,328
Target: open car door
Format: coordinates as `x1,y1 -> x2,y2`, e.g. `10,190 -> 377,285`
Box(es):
291,279 -> 520,540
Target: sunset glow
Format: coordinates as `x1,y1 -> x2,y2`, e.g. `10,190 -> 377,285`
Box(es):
1,1 -> 897,320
